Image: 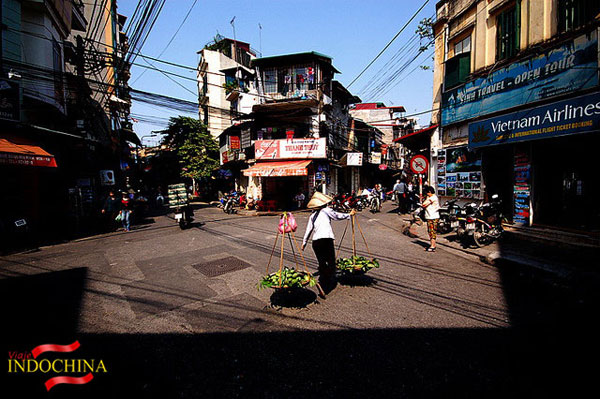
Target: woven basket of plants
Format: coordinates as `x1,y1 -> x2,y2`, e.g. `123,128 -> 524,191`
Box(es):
336,255 -> 380,275
258,267 -> 316,290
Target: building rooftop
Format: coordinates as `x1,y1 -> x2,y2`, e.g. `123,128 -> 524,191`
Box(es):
252,51 -> 341,73
353,103 -> 406,112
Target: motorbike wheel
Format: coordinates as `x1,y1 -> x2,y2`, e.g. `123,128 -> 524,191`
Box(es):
179,220 -> 185,230
473,224 -> 492,247
437,220 -> 452,235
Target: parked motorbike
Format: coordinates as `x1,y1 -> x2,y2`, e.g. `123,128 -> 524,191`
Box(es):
222,192 -> 239,214
456,195 -> 503,247
456,201 -> 480,245
471,194 -> 504,247
331,193 -> 350,212
438,199 -> 461,234
354,195 -> 369,211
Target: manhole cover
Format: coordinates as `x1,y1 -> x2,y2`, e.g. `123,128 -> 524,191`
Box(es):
193,256 -> 253,277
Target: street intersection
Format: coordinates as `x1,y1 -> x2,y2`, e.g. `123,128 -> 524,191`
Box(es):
1,203 -> 594,397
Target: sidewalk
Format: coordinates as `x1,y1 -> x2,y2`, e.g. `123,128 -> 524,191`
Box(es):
401,215 -> 597,280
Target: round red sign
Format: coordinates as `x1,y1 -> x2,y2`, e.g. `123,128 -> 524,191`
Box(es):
409,155 -> 428,174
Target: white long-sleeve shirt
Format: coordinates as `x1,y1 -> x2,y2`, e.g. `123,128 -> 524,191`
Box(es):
302,207 -> 351,246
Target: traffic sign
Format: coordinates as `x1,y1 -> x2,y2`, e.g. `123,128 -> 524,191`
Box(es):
409,155 -> 428,174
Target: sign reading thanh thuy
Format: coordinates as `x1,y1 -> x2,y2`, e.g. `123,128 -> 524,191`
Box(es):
255,138 -> 326,160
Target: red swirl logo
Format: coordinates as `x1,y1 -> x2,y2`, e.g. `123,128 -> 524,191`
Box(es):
31,341 -> 81,359
7,340 -> 105,391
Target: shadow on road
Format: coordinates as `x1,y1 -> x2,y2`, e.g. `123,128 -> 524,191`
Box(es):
1,259 -> 596,397
269,287 -> 317,308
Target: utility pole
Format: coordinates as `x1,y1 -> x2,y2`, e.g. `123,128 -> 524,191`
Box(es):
230,16 -> 240,82
258,23 -> 262,57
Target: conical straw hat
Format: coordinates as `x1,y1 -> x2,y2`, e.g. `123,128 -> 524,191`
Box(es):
307,191 -> 333,209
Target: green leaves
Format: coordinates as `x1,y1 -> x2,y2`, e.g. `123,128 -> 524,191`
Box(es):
258,267 -> 316,290
336,256 -> 380,274
162,116 -> 219,180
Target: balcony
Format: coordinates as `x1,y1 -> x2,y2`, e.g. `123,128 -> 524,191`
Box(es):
262,83 -> 319,102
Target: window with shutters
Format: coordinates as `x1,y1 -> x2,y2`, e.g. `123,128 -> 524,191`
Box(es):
558,0 -> 600,32
496,6 -> 520,61
444,52 -> 470,89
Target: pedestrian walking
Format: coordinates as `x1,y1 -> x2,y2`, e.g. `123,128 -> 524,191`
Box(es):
120,192 -> 133,232
293,191 -> 305,210
393,179 -> 408,213
302,192 -> 356,296
421,186 -> 440,252
101,191 -> 120,231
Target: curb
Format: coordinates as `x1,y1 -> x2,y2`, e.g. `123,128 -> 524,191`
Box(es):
402,218 -> 578,280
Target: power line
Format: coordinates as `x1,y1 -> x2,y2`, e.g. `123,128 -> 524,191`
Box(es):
346,0 -> 430,88
131,0 -> 199,85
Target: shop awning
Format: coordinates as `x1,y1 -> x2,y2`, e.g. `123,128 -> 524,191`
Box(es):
393,124 -> 438,143
243,160 -> 311,177
0,137 -> 57,167
120,128 -> 141,146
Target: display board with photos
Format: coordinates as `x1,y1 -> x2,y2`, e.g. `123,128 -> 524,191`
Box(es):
513,149 -> 531,226
437,147 -> 483,199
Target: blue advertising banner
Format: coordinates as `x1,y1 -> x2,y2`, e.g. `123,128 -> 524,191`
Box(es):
469,91 -> 600,148
442,31 -> 598,126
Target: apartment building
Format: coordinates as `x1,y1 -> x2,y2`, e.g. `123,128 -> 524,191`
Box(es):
432,0 -> 600,231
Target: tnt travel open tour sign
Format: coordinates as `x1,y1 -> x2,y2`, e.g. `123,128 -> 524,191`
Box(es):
468,91 -> 600,148
442,32 -> 598,126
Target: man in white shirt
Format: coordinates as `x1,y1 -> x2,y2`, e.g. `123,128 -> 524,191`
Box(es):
302,192 -> 356,296
293,192 -> 305,209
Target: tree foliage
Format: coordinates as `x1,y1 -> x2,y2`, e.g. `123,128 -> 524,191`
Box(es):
416,17 -> 435,72
162,116 -> 219,180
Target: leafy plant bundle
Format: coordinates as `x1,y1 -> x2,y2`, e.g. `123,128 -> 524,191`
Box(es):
258,267 -> 316,290
336,256 -> 380,274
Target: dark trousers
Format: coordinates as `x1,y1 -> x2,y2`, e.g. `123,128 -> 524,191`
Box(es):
312,238 -> 336,285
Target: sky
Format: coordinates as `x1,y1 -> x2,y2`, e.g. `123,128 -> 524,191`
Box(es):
116,0 -> 437,145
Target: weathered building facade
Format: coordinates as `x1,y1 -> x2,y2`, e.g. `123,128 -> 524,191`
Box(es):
0,0 -> 133,244
215,51 -> 384,207
432,0 -> 600,231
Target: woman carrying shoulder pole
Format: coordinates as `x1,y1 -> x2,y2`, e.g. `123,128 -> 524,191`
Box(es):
302,192 -> 356,297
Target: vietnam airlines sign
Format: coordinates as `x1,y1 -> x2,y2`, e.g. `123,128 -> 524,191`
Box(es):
469,91 -> 600,148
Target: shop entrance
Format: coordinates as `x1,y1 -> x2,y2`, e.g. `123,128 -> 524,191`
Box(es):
533,134 -> 599,231
264,176 -> 308,210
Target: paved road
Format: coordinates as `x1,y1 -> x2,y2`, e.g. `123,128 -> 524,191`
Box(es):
1,203 -> 596,397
